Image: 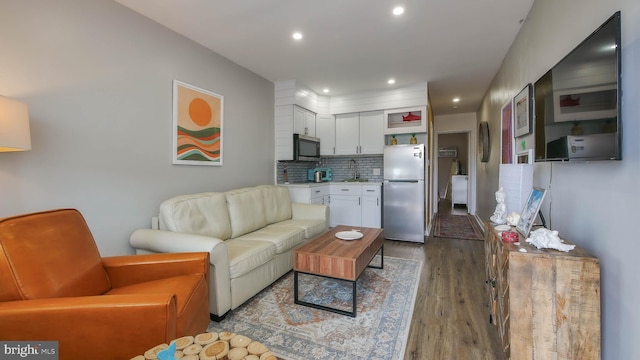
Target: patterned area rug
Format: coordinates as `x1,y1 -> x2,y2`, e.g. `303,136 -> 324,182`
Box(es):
209,256 -> 422,360
434,213 -> 483,240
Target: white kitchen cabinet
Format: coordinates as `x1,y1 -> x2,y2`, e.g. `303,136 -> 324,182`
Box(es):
329,183 -> 382,228
287,184 -> 330,205
287,183 -> 381,228
275,105 -> 317,160
335,113 -> 360,155
315,115 -> 335,156
361,185 -> 382,228
334,111 -> 384,155
359,111 -> 384,154
293,105 -> 316,137
329,184 -> 361,227
451,175 -> 468,207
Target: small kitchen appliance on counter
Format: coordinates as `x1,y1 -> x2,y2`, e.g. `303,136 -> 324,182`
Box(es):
308,168 -> 332,182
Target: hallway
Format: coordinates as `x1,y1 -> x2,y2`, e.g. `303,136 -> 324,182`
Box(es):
438,198 -> 469,216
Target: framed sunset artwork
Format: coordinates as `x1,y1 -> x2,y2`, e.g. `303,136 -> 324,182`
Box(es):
172,80 -> 223,166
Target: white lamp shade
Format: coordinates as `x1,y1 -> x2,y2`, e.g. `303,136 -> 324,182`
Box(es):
0,96 -> 31,152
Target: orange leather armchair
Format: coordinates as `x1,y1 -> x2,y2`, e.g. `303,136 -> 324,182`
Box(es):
0,209 -> 210,359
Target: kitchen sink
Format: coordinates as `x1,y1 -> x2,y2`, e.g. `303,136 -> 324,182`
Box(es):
342,178 -> 369,182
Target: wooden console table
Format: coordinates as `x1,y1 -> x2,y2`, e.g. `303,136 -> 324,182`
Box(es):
484,223 -> 601,359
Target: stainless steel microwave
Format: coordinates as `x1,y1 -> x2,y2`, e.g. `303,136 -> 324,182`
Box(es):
293,134 -> 321,161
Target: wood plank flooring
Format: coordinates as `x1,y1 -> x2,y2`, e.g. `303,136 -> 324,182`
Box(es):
385,199 -> 503,359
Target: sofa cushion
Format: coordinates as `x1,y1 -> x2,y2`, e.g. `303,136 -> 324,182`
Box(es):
235,226 -> 304,254
225,239 -> 276,279
159,192 -> 232,240
225,188 -> 268,238
256,185 -> 293,224
269,219 -> 327,239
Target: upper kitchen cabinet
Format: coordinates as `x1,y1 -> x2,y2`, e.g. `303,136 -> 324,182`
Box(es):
294,105 -> 316,136
275,104 -> 317,161
334,111 -> 384,155
275,80 -> 323,160
384,106 -> 427,135
316,114 -> 336,156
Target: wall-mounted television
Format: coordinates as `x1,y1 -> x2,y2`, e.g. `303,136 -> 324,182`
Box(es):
534,12 -> 621,161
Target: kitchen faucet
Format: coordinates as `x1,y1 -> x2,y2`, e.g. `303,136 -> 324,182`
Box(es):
349,159 -> 359,179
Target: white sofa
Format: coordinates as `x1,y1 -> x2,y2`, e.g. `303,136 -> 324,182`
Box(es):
129,185 -> 329,319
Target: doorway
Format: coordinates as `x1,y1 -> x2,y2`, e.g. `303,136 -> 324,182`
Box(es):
433,131 -> 473,216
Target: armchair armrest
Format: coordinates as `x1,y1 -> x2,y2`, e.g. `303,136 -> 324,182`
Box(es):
291,202 -> 329,223
103,252 -> 209,288
0,295 -> 179,359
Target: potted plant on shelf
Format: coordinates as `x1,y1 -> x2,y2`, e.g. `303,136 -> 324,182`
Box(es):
410,133 -> 417,144
390,135 -> 397,145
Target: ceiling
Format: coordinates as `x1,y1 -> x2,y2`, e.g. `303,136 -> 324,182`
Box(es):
115,0 -> 534,116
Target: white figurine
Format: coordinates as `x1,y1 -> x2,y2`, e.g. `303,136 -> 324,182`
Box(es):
489,187 -> 507,225
526,228 -> 575,252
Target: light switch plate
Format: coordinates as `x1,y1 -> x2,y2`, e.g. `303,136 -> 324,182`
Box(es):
373,168 -> 381,176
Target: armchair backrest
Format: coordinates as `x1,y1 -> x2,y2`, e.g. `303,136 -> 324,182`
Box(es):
0,209 -> 111,302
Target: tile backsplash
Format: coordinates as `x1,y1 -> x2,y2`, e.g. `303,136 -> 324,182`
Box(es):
277,155 -> 384,183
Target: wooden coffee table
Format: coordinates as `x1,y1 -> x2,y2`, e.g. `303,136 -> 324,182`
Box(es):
293,226 -> 384,317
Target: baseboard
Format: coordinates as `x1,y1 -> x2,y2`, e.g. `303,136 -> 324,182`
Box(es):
471,214 -> 485,234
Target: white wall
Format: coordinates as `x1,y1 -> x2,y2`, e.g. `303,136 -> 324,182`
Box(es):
0,0 -> 275,256
477,0 -> 640,358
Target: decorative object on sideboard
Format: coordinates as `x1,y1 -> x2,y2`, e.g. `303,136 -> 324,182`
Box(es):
526,228 -> 576,252
409,133 -> 417,144
172,80 -> 223,166
506,212 -> 520,226
390,134 -> 397,145
479,121 -> 490,162
514,83 -> 532,138
515,187 -> 547,237
489,187 -> 507,225
0,96 -> 31,152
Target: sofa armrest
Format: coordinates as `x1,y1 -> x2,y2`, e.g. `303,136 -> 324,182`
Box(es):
0,295 -> 178,359
103,252 -> 209,288
129,229 -> 231,316
291,202 -> 329,223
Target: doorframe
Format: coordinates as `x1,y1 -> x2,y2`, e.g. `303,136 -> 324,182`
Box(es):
430,127 -> 477,218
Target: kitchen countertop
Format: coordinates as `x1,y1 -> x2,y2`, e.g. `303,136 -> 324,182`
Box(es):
280,181 -> 382,187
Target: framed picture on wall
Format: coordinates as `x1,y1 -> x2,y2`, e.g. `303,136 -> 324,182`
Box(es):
514,84 -> 533,138
501,99 -> 513,164
172,80 -> 224,166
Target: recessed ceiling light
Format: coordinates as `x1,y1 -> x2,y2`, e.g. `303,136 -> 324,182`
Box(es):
387,79 -> 396,85
392,6 -> 405,16
323,88 -> 330,93
453,97 -> 460,103
292,32 -> 303,40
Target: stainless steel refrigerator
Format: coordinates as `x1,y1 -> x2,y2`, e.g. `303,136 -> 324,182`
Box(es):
383,144 -> 425,243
